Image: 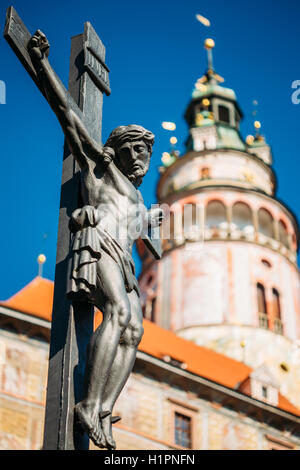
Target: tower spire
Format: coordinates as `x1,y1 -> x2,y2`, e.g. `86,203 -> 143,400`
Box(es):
204,38 -> 215,72
198,39 -> 224,85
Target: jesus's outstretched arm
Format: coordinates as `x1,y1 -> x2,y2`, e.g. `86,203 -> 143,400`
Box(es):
28,30 -> 111,169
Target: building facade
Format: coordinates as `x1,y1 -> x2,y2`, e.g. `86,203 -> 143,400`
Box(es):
1,39 -> 300,450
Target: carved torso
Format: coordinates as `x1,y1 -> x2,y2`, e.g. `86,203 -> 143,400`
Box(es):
80,160 -> 146,254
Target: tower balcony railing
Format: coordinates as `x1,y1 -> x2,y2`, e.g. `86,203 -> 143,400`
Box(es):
258,312 -> 284,335
273,318 -> 284,335
258,312 -> 269,330
161,223 -> 297,265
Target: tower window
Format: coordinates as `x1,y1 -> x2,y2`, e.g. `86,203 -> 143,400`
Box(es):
218,105 -> 230,124
257,283 -> 269,330
232,202 -> 253,231
272,288 -> 283,335
262,385 -> 268,399
272,288 -> 281,320
206,200 -> 227,230
174,412 -> 192,449
258,208 -> 274,239
257,283 -> 267,314
278,220 -> 290,249
200,167 -> 211,179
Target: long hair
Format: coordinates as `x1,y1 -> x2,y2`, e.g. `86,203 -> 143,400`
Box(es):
104,125 -> 155,154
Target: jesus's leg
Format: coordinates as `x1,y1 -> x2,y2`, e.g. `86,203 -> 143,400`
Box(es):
100,290 -> 144,449
75,251 -> 132,448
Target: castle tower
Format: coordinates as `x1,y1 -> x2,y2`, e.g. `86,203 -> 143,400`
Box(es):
138,39 -> 300,407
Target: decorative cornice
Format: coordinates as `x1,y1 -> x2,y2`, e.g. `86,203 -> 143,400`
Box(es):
157,148 -> 276,201
159,184 -> 299,243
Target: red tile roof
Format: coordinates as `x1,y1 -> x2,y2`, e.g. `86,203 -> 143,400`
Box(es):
140,317 -> 252,389
278,394 -> 300,417
0,277 -> 53,321
139,319 -> 300,417
1,278 -> 300,417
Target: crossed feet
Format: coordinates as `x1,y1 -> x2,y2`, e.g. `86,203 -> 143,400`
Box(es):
75,401 -> 121,449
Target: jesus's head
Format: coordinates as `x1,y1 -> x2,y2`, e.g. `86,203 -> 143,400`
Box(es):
104,125 -> 155,187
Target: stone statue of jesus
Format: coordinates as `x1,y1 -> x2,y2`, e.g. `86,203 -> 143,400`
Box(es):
28,30 -> 163,450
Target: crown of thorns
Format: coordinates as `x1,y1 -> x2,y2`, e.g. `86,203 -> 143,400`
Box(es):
104,125 -> 155,152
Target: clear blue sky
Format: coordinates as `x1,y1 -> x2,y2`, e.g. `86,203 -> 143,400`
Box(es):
0,0 -> 300,299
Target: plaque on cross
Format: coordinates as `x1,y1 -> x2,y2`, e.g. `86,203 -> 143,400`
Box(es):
4,6 -> 162,450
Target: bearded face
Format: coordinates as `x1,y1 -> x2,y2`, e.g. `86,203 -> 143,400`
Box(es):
115,139 -> 151,186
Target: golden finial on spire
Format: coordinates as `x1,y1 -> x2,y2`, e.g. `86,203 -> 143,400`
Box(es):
203,38 -> 224,83
204,38 -> 215,50
37,253 -> 46,277
204,38 -> 215,75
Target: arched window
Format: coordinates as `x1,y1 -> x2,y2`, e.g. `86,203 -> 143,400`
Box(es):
218,105 -> 230,124
272,288 -> 281,320
232,202 -> 253,231
206,200 -> 227,230
278,220 -> 290,249
257,283 -> 269,330
272,288 -> 283,334
257,283 -> 267,314
258,208 -> 274,238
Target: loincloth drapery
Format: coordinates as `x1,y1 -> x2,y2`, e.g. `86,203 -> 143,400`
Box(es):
67,205 -> 140,300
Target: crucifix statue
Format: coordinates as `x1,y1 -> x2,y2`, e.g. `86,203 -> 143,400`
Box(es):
4,7 -> 162,450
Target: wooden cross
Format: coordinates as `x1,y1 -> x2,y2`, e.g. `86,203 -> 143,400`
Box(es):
5,5 -> 111,450
4,6 -> 161,450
